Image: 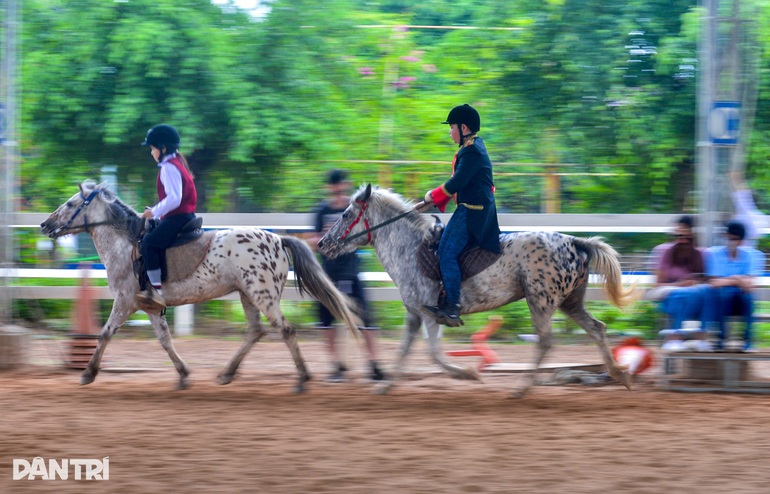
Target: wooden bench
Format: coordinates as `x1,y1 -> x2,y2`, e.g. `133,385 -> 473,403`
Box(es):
658,351 -> 770,394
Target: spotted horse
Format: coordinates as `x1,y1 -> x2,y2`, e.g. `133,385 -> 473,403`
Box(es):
41,181 -> 362,392
319,184 -> 638,398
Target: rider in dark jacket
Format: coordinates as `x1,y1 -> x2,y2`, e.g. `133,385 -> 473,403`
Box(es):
424,104 -> 501,326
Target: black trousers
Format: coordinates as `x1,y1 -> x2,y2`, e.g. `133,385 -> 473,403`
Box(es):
318,276 -> 371,328
140,213 -> 195,272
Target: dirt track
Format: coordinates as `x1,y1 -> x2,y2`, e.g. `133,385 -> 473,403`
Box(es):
2,336 -> 770,493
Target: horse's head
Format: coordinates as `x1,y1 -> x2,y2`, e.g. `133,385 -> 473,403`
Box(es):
318,183 -> 375,259
41,181 -> 119,238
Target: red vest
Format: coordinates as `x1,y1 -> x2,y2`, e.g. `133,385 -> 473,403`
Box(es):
156,156 -> 197,218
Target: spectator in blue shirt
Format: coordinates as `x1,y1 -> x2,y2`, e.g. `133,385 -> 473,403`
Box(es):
705,221 -> 762,351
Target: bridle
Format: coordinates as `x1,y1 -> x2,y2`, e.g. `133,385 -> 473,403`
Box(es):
340,198 -> 422,244
339,199 -> 372,244
48,188 -> 126,237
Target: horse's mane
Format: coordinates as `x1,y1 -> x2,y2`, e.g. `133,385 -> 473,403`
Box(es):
81,180 -> 142,235
354,184 -> 435,238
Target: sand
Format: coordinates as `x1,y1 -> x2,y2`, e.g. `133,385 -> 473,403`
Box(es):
1,335 -> 770,493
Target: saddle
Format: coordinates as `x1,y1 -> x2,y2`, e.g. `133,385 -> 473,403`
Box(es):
135,217 -> 216,287
416,216 -> 502,282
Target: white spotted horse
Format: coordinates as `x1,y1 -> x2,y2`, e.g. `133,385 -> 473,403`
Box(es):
41,181 -> 361,392
318,184 -> 638,398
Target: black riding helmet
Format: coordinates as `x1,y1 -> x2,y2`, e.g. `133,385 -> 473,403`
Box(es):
141,124 -> 180,152
442,104 -> 481,132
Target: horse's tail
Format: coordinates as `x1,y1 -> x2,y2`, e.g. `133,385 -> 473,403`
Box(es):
280,236 -> 362,338
575,236 -> 639,308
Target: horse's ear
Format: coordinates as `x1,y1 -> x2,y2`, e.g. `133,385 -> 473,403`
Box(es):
363,183 -> 372,201
79,180 -> 96,196
99,184 -> 116,203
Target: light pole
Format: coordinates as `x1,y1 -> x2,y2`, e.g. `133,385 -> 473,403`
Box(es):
696,0 -> 759,247
1,0 -> 19,325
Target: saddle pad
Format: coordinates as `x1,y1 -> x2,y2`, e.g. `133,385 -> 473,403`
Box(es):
417,241 -> 502,282
165,231 -> 216,283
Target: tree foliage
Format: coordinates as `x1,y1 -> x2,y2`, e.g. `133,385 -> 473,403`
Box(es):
14,0 -> 770,219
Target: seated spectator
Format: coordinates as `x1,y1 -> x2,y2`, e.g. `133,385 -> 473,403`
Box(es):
705,220 -> 762,352
647,215 -> 709,331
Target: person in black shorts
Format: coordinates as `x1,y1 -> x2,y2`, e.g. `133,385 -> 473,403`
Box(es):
308,169 -> 385,383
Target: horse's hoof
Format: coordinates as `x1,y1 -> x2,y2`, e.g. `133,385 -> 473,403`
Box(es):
294,383 -> 307,394
372,381 -> 391,395
217,373 -> 234,385
176,380 -> 189,391
80,372 -> 95,385
508,389 -> 528,399
452,367 -> 481,381
619,371 -> 634,391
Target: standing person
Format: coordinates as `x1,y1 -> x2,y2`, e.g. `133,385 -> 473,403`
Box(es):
135,124 -> 197,311
308,169 -> 385,383
423,104 -> 501,327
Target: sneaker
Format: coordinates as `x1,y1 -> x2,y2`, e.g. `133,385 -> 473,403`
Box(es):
325,370 -> 347,383
369,361 -> 386,382
325,363 -> 348,383
135,289 -> 166,311
693,340 -> 714,352
743,344 -> 759,353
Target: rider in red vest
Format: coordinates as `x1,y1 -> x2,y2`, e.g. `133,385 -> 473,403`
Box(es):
135,124 -> 197,311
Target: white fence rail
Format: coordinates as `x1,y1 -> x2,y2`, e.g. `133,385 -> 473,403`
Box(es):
9,212 -> 770,334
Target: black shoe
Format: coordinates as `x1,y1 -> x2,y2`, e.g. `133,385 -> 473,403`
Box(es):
325,370 -> 347,383
370,361 -> 386,382
325,363 -> 348,383
423,303 -> 464,327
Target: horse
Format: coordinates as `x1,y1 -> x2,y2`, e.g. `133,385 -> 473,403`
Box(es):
41,181 -> 361,392
318,184 -> 638,398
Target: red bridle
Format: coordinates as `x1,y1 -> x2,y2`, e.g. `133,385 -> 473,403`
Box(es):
339,199 -> 372,244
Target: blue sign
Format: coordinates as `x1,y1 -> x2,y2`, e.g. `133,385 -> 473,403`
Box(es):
709,101 -> 740,145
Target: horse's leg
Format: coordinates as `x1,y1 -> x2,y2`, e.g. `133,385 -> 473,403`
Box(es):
218,293 -> 267,385
373,309 -> 422,395
512,303 -> 556,399
80,300 -> 134,385
559,290 -> 633,390
373,309 -> 479,395
424,316 -> 481,382
147,311 -> 190,390
262,303 -> 311,394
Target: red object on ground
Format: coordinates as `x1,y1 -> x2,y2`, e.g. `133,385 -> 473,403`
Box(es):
612,337 -> 654,375
69,262 -> 100,370
446,316 -> 503,370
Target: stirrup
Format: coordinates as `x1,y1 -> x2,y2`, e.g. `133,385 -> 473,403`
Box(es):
135,289 -> 166,311
423,304 -> 464,327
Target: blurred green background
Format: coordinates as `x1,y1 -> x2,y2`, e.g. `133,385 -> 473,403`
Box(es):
8,0 -> 770,342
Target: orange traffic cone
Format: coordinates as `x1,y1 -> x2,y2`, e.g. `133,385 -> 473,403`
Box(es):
446,316 -> 503,370
68,262 -> 100,370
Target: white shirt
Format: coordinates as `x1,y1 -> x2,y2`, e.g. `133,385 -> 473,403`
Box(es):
732,188 -> 768,248
150,153 -> 183,219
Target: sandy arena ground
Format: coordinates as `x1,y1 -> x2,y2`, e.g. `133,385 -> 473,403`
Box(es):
1,333 -> 770,493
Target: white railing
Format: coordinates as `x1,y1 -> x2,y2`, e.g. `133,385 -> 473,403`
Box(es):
10,212 -> 770,334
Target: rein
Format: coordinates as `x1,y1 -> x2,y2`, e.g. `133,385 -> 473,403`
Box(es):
341,200 -> 427,244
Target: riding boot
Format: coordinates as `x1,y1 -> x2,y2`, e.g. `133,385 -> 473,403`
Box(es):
424,302 -> 464,327
135,287 -> 166,312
